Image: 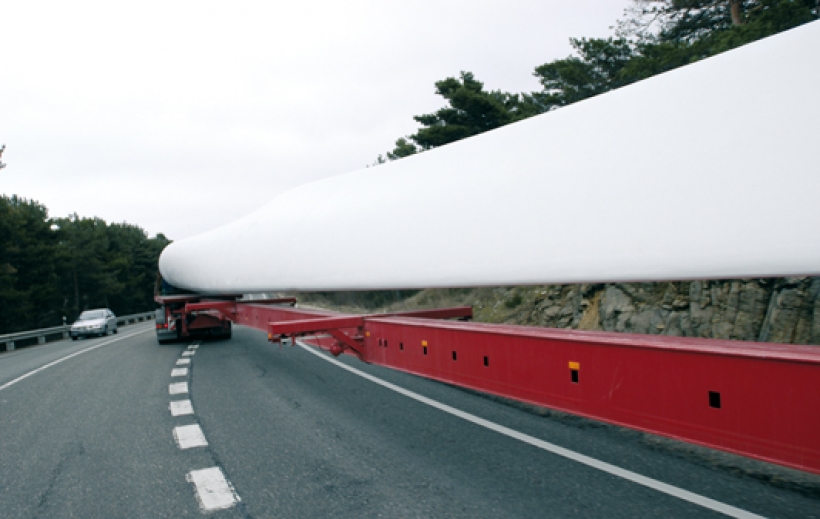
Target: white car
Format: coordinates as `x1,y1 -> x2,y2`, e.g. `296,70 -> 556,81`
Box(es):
70,309 -> 118,339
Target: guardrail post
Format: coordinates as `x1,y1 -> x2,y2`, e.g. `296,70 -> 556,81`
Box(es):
37,336 -> 46,345
62,330 -> 69,339
5,341 -> 14,351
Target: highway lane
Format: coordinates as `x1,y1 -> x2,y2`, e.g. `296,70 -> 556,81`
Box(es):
1,323 -> 818,518
0,324 -> 215,518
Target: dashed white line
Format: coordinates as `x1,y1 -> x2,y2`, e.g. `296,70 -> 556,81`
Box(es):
187,467 -> 241,512
174,424 -> 208,449
297,341 -> 763,519
166,341 -> 236,512
170,399 -> 194,416
169,382 -> 188,395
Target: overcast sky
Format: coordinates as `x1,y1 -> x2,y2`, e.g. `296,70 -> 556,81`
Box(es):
1,1 -> 630,240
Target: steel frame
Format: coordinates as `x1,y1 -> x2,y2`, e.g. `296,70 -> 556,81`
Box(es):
161,296 -> 820,476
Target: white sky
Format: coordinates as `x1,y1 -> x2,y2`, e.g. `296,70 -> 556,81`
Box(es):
1,1 -> 630,240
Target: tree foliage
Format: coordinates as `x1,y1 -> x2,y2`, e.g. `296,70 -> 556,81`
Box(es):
380,72 -> 540,161
0,195 -> 170,333
532,38 -> 635,111
617,0 -> 818,44
376,0 -> 816,165
386,138 -> 418,161
410,72 -> 541,150
535,1 -> 817,109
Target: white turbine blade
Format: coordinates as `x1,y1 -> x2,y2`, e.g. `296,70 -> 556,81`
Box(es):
160,22 -> 820,293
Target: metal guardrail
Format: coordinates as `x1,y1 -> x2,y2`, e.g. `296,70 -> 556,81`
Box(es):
0,311 -> 155,352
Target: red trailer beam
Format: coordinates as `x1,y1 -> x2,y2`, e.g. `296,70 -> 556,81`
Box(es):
376,306 -> 473,320
167,298 -> 820,475
247,297 -> 297,306
185,300 -> 236,318
267,315 -> 366,358
267,316 -> 364,336
355,316 -> 820,476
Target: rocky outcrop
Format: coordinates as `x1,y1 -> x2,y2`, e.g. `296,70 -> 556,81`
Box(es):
388,277 -> 820,345
594,278 -> 820,343
299,277 -> 820,345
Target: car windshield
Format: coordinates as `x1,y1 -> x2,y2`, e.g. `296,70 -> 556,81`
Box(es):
78,310 -> 106,320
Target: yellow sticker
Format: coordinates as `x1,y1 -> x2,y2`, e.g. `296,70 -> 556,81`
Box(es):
569,361 -> 580,370
422,340 -> 428,346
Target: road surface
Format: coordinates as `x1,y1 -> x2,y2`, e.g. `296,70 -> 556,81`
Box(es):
1,324 -> 818,518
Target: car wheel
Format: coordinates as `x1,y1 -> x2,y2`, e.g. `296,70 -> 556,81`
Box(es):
113,328 -> 118,334
71,336 -> 78,341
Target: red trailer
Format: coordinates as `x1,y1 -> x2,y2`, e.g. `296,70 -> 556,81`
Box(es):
153,290 -> 820,477
154,293 -> 237,344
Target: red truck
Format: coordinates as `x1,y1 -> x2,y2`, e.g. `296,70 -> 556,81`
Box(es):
154,277 -> 237,343
154,294 -> 235,344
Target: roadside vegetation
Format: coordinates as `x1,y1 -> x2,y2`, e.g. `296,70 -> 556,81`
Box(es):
0,195 -> 169,333
373,0 -> 818,163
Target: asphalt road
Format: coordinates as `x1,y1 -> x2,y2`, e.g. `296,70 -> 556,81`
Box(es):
1,324 -> 818,518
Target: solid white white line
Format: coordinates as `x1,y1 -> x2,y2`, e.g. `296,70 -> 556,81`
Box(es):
182,350 -> 195,356
169,382 -> 188,395
296,341 -> 764,519
173,424 -> 208,449
176,358 -> 191,365
170,399 -> 194,416
187,467 -> 240,511
171,368 -> 188,377
0,327 -> 153,393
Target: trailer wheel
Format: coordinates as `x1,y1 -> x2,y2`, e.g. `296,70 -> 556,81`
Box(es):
221,321 -> 232,340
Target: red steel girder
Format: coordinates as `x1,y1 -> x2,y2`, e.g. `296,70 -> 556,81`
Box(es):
374,306 -> 472,320
156,294 -> 820,475
245,297 -> 297,306
185,298 -> 298,321
267,316 -> 364,337
155,293 -> 242,305
185,300 -> 237,320
268,316 -> 366,359
153,294 -> 820,474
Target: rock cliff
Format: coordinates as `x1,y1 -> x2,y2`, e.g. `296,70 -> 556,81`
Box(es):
387,277 -> 820,345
